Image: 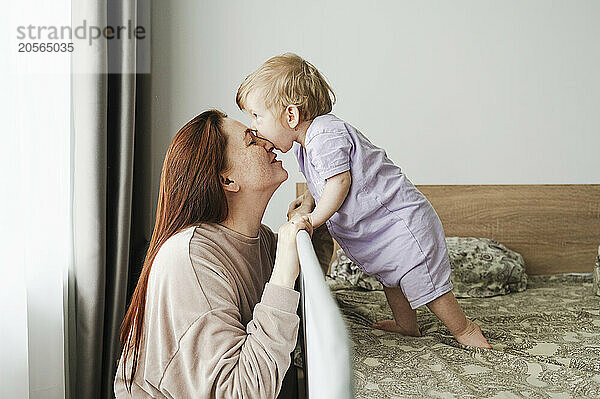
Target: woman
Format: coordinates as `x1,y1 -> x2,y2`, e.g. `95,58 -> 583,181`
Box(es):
114,110 -> 314,398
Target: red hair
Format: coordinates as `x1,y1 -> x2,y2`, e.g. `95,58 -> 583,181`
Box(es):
120,109 -> 229,391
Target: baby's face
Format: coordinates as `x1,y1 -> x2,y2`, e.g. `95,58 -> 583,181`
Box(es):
244,91 -> 295,153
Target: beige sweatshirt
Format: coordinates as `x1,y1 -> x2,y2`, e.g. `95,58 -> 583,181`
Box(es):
114,223 -> 300,399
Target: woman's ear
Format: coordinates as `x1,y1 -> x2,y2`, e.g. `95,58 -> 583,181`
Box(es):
286,105 -> 300,129
220,175 -> 240,193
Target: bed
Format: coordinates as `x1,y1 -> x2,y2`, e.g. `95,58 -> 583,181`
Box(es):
294,184 -> 600,399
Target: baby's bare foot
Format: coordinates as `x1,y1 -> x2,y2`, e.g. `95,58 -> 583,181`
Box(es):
454,320 -> 492,349
372,319 -> 421,337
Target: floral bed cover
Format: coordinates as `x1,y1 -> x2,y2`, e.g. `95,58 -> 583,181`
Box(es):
324,274 -> 600,398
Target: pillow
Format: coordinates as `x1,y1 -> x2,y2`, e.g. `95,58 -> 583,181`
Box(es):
328,237 -> 528,298
594,245 -> 600,296
446,237 -> 527,298
328,249 -> 383,291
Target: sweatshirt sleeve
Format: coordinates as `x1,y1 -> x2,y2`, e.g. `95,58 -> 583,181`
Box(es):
158,278 -> 300,399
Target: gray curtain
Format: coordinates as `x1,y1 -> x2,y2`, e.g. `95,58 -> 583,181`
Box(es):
70,0 -> 150,398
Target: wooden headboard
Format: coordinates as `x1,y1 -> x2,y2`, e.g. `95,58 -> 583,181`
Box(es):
296,183 -> 600,275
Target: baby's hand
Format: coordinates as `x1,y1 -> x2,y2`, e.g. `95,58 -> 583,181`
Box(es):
291,212 -> 315,228
288,212 -> 307,224
287,191 -> 315,221
288,214 -> 314,237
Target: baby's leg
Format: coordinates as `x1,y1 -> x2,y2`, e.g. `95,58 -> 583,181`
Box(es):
426,291 -> 492,349
373,286 -> 421,337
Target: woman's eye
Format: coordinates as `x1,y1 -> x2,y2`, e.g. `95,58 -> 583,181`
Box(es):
252,113 -> 257,118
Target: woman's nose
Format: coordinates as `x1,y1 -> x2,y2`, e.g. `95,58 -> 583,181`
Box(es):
261,138 -> 274,151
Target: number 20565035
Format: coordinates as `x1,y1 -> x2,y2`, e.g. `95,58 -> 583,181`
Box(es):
18,42 -> 74,52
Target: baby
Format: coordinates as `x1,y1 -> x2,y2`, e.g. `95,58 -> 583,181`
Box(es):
236,53 -> 491,349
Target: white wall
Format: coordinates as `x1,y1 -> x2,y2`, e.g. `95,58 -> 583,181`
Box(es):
1,9 -> 29,398
1,1 -> 70,398
150,0 -> 600,231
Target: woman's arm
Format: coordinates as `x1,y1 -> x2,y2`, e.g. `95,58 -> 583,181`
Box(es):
158,219 -> 312,398
160,281 -> 301,399
269,217 -> 313,288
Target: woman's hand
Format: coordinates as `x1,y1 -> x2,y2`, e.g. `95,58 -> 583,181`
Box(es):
287,214 -> 314,237
287,190 -> 315,221
269,216 -> 313,289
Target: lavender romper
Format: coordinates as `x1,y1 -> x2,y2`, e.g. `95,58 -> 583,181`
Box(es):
294,114 -> 453,309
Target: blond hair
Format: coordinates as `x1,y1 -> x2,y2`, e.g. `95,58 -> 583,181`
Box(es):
236,53 -> 336,121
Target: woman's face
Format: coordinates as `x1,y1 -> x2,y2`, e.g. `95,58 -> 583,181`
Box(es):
222,117 -> 288,193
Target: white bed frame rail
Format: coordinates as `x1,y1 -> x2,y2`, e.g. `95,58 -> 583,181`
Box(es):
296,230 -> 353,399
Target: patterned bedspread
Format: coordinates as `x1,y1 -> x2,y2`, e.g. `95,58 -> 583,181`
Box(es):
324,274 -> 600,398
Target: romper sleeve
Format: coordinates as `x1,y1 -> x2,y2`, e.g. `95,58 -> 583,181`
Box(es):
158,264 -> 300,399
305,129 -> 353,180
